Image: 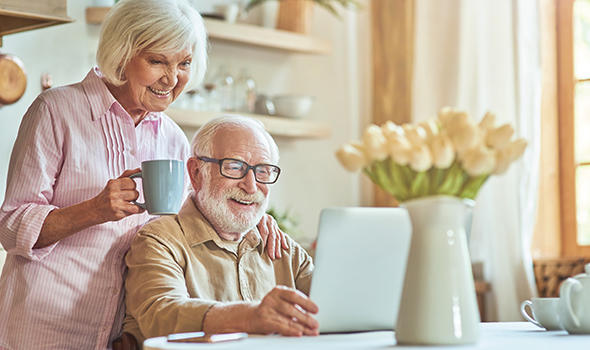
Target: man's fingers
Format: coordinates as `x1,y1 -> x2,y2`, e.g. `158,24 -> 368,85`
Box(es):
302,325 -> 319,336
275,301 -> 318,331
275,317 -> 304,337
278,288 -> 319,314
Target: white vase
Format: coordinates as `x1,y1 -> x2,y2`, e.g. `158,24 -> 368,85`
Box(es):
396,195 -> 480,345
260,1 -> 279,28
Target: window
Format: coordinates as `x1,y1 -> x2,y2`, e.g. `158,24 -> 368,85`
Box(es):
557,0 -> 590,256
573,1 -> 590,246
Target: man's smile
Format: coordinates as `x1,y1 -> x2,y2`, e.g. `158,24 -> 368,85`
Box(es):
230,198 -> 257,206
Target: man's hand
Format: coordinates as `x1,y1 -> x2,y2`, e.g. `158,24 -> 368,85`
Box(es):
257,214 -> 289,259
202,286 -> 319,337
249,286 -> 319,336
90,168 -> 145,223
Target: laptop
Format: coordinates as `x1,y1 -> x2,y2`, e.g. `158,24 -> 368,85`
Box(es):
309,207 -> 412,333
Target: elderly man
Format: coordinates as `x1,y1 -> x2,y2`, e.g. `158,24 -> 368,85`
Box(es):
122,116 -> 318,344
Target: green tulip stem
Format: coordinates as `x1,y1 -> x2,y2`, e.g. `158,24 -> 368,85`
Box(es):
362,157 -> 491,202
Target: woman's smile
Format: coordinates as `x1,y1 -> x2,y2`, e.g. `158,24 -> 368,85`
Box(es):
148,86 -> 172,97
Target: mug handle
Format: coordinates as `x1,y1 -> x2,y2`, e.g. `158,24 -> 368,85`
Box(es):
561,278 -> 582,328
520,300 -> 542,328
129,172 -> 146,210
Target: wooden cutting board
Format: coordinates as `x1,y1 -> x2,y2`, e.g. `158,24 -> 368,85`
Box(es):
0,54 -> 27,105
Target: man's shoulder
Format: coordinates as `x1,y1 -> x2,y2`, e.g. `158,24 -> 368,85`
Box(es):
281,234 -> 313,263
136,215 -> 186,247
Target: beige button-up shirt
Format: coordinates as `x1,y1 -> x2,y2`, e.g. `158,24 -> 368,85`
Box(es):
123,197 -> 314,343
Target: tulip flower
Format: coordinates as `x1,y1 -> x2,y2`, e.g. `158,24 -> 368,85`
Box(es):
479,111 -> 496,132
439,109 -> 470,130
334,107 -> 526,202
430,132 -> 455,169
493,138 -> 527,174
403,124 -> 427,147
381,121 -> 404,140
387,134 -> 412,165
507,138 -> 527,161
486,124 -> 514,150
335,143 -> 367,172
409,144 -> 433,172
418,119 -> 439,141
438,106 -> 456,127
447,121 -> 481,156
461,146 -> 496,176
362,124 -> 388,161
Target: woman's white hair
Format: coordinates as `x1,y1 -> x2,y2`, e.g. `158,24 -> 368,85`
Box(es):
96,0 -> 207,87
191,115 -> 280,164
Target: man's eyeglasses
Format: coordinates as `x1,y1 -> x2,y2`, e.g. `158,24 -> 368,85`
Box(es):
197,156 -> 281,184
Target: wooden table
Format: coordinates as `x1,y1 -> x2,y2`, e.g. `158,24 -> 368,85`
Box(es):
144,322 -> 590,349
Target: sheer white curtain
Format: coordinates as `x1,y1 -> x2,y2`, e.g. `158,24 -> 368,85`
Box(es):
412,0 -> 541,320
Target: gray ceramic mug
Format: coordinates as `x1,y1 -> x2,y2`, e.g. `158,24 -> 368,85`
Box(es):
130,159 -> 185,215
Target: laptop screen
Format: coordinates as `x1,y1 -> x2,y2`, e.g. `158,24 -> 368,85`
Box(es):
309,207 -> 412,333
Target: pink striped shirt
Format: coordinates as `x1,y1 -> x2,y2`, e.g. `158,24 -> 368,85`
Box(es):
0,68 -> 190,350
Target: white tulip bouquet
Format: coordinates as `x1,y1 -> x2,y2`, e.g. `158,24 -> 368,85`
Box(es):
335,107 -> 527,202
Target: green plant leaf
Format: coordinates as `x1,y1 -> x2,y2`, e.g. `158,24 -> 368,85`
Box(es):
459,174 -> 490,199
363,167 -> 378,185
429,167 -> 447,193
266,206 -> 303,240
388,160 -> 409,200
437,161 -> 467,196
410,171 -> 429,199
373,161 -> 397,197
315,0 -> 340,17
245,0 -> 267,12
246,0 -> 360,17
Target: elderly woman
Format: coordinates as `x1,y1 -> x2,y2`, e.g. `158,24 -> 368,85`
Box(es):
0,0 -> 286,349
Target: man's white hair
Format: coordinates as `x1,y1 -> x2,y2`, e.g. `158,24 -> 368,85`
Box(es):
191,115 -> 280,163
96,0 -> 208,87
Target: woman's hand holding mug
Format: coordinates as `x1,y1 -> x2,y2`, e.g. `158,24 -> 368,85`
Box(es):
91,168 -> 145,223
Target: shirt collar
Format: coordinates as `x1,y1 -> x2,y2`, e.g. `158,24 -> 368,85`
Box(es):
81,67 -> 162,124
81,67 -> 118,121
177,197 -> 263,254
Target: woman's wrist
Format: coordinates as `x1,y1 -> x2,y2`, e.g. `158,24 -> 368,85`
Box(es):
81,197 -> 106,226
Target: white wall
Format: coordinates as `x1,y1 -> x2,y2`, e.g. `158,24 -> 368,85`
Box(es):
0,1 -> 369,256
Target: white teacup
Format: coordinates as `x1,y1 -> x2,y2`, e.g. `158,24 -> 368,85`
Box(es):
520,297 -> 563,330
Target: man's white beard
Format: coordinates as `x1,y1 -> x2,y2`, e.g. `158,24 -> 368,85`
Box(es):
197,185 -> 269,237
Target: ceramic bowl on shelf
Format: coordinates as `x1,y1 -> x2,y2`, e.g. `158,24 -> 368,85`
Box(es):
272,95 -> 314,118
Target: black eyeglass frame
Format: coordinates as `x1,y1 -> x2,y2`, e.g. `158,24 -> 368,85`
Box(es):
197,156 -> 281,184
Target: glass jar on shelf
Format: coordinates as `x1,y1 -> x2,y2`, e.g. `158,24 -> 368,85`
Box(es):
234,69 -> 257,113
214,66 -> 235,112
203,82 -> 222,112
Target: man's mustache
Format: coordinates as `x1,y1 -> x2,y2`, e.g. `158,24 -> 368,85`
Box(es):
225,188 -> 265,204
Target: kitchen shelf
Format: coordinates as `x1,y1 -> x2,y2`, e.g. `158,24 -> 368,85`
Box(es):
166,109 -> 331,139
0,1 -> 73,46
85,7 -> 331,55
